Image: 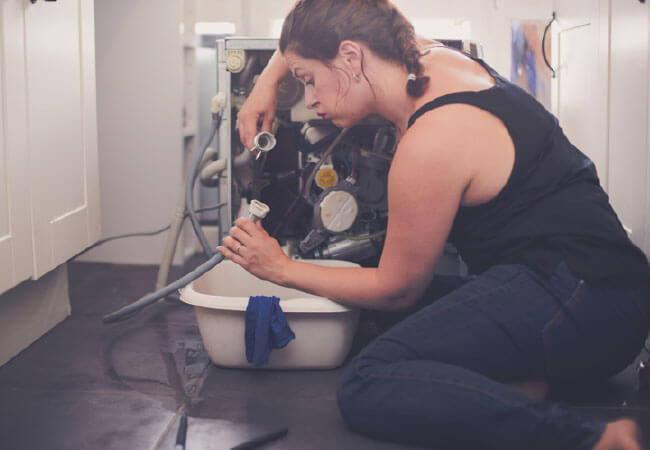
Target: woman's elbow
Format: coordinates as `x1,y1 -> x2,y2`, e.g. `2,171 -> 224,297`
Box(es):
375,282 -> 422,312
374,264 -> 432,311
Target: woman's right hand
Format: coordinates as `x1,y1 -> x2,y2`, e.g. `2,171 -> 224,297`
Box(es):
237,76 -> 279,151
237,50 -> 289,150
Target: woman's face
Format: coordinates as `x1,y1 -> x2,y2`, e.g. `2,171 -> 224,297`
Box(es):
284,50 -> 372,127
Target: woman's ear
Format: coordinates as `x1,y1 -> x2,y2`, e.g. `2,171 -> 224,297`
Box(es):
338,40 -> 363,73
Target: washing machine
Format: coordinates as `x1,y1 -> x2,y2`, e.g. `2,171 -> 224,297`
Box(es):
210,37 -> 480,272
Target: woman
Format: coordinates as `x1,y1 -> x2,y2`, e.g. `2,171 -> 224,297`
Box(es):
217,1 -> 650,448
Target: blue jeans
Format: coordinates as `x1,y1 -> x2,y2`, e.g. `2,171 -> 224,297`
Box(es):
337,262 -> 650,449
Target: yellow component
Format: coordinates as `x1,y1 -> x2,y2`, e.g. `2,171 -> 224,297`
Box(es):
315,167 -> 338,189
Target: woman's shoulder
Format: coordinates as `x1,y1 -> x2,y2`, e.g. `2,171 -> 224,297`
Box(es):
401,98 -> 516,207
397,107 -> 478,174
401,104 -> 492,188
419,47 -> 496,101
405,100 -> 491,148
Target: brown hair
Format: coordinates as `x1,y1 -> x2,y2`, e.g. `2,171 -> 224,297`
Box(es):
279,0 -> 429,98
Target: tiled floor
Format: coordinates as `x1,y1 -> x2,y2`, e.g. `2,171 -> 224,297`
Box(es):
1,260 -> 650,449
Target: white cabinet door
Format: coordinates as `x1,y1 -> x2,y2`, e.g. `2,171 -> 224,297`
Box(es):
23,0 -> 100,278
607,0 -> 649,250
553,0 -> 610,189
646,1 -> 650,255
0,0 -> 35,293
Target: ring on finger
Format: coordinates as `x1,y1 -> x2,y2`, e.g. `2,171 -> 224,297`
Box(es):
235,243 -> 242,254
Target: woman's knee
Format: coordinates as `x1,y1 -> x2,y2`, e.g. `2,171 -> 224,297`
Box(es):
336,356 -> 378,429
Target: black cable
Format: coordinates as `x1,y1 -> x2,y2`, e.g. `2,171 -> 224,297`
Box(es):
270,171 -> 309,238
542,12 -> 557,78
230,427 -> 289,450
176,414 -> 188,450
69,226 -> 172,261
69,202 -> 227,262
195,203 -> 228,215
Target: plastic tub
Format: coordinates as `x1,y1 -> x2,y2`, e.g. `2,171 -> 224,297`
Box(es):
180,259 -> 360,369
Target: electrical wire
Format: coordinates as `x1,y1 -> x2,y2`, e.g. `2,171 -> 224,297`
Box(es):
69,203 -> 227,262
341,229 -> 386,241
270,182 -> 305,238
337,153 -> 352,178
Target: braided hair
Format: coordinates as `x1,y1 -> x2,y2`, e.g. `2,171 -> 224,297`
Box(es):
279,0 -> 430,98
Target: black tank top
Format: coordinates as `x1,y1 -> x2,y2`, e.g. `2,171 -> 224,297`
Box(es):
408,56 -> 649,287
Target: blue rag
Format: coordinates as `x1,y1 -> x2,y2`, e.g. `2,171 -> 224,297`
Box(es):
245,296 -> 295,367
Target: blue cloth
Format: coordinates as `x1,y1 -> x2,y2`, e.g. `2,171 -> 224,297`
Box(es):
245,296 -> 295,367
338,262 -> 650,450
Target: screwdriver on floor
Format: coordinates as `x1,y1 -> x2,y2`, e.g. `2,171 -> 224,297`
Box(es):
174,414 -> 288,450
175,414 -> 188,450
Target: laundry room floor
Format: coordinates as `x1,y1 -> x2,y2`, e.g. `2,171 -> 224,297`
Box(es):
1,259 -> 650,450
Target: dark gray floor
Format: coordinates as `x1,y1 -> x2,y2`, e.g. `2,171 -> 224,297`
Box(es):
1,260 -> 650,450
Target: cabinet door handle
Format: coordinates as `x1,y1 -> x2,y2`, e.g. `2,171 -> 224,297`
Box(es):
30,0 -> 58,3
542,11 -> 557,79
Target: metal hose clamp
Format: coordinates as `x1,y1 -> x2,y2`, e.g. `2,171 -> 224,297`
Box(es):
249,131 -> 277,160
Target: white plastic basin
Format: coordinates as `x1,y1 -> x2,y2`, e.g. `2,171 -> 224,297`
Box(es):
180,259 -> 360,370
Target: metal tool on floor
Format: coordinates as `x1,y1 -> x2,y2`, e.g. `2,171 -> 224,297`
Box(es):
176,414 -> 188,450
230,427 -> 289,450
638,359 -> 650,391
174,414 -> 288,450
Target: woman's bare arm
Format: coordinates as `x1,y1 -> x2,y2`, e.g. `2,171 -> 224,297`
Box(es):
220,107 -> 473,311
237,50 -> 290,150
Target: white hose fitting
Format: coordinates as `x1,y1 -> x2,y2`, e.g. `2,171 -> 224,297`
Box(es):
200,159 -> 227,184
211,92 -> 226,118
248,199 -> 270,221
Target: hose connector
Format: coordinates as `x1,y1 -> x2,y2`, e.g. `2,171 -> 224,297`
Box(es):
249,131 -> 277,160
211,92 -> 226,119
248,199 -> 270,221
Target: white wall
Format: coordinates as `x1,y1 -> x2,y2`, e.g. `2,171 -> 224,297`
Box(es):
552,0 -> 610,188
486,0 -> 554,80
396,0 -> 554,77
646,2 -> 650,254
195,0 -> 553,76
78,0 -> 184,265
196,1 -> 245,33
196,0 -> 293,36
608,0 -> 650,251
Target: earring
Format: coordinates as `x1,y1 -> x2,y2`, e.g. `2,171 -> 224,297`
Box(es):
352,73 -> 361,82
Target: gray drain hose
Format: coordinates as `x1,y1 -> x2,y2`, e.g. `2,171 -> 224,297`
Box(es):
103,200 -> 270,324
186,118 -> 221,257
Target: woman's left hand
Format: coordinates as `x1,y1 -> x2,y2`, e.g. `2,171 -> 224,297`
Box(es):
216,217 -> 290,284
